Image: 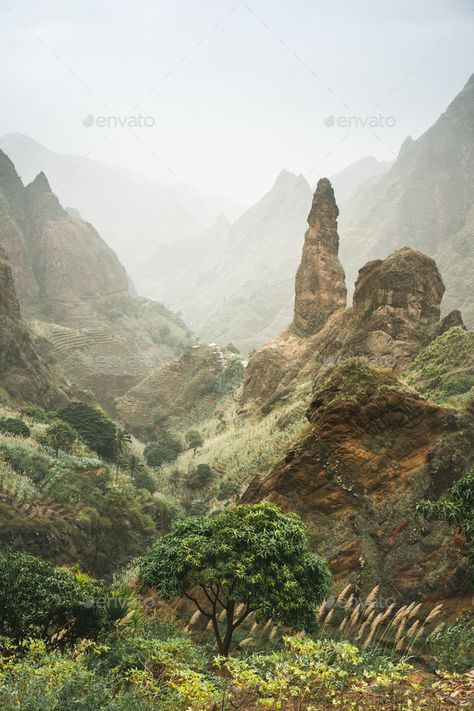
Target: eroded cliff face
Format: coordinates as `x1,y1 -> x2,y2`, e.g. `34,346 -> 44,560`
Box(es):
240,176 -> 474,613
294,178 -> 346,336
0,247 -> 67,407
0,154 -> 129,325
242,362 -> 474,613
0,150 -> 192,413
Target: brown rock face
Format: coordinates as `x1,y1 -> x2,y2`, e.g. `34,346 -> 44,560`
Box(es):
294,178 -> 347,336
0,247 -> 66,407
0,151 -> 128,326
242,362 -> 474,610
336,248 -> 446,367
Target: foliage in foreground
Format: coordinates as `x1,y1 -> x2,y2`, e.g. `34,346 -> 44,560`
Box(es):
417,469 -> 474,583
139,502 -> 330,655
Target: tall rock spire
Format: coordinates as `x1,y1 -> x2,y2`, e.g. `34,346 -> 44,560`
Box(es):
293,178 -> 347,336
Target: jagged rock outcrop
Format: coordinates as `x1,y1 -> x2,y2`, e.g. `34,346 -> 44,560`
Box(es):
0,247 -> 67,407
330,248 -> 445,368
0,150 -> 192,413
242,362 -> 474,613
340,73 -> 474,326
294,178 -> 347,336
0,153 -> 129,325
243,245 -> 449,405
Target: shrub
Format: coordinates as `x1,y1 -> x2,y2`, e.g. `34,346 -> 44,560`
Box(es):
0,417 -> 30,438
217,479 -> 240,500
144,435 -> 182,468
0,551 -> 108,648
185,429 -> 203,453
44,420 -> 77,455
428,612 -> 474,673
57,402 -> 117,460
186,463 -> 212,490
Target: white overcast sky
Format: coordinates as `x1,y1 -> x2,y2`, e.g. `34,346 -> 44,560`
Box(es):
1,0 -> 473,204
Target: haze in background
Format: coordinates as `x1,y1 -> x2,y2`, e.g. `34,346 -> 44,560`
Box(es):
0,0 -> 472,206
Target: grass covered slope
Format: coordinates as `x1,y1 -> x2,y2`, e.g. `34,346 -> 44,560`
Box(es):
405,326 -> 474,405
0,403 -> 179,576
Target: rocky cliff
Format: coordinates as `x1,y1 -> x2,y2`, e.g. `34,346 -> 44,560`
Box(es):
0,247 -> 67,407
294,178 -> 346,336
242,362 -> 474,614
239,176 -> 474,613
0,150 -> 192,412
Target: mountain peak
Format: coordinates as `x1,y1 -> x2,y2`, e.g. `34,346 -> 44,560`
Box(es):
27,171 -> 52,194
294,178 -> 346,336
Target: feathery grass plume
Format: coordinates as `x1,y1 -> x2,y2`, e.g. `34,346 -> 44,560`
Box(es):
395,618 -> 407,643
395,636 -> 405,651
189,609 -> 202,625
347,603 -> 362,630
205,619 -> 213,631
317,601 -> 327,620
365,585 -> 380,606
363,612 -> 384,649
269,627 -> 278,641
218,608 -> 226,621
249,622 -> 258,635
344,594 -> 355,612
338,616 -> 348,634
381,602 -> 396,623
336,584 -> 352,605
322,606 -> 336,627
238,638 -> 255,648
391,605 -> 408,626
356,610 -> 375,641
406,620 -> 420,638
262,618 -> 273,634
408,602 -> 422,619
425,604 -> 443,624
363,601 -> 376,618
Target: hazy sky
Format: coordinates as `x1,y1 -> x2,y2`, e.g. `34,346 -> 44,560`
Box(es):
1,0 -> 473,204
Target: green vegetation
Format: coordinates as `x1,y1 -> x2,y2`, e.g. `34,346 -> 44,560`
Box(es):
57,402 -> 117,460
44,420 -> 77,455
405,326 -> 474,404
139,502 -> 330,655
185,428 -> 203,453
0,416 -> 30,438
0,551 -> 107,648
144,434 -> 182,468
0,405 -> 176,576
417,469 -> 474,583
428,612 -> 474,673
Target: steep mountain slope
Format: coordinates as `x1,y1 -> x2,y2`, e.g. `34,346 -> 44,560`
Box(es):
0,247 -> 67,407
330,156 -> 392,206
212,177 -> 473,615
339,73 -> 474,324
0,133 -> 243,269
0,150 -> 192,412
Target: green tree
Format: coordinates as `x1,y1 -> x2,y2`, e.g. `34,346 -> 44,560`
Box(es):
139,502 -> 331,655
417,470 -> 474,583
44,420 -> 77,456
185,429 -> 204,454
113,427 -> 132,476
57,402 -> 117,460
0,551 -> 107,648
143,434 -> 182,468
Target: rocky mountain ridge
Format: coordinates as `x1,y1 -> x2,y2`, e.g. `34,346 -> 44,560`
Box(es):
240,176 -> 474,614
0,150 -> 192,413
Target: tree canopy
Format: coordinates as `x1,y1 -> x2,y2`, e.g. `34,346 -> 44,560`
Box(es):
138,502 -> 330,654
